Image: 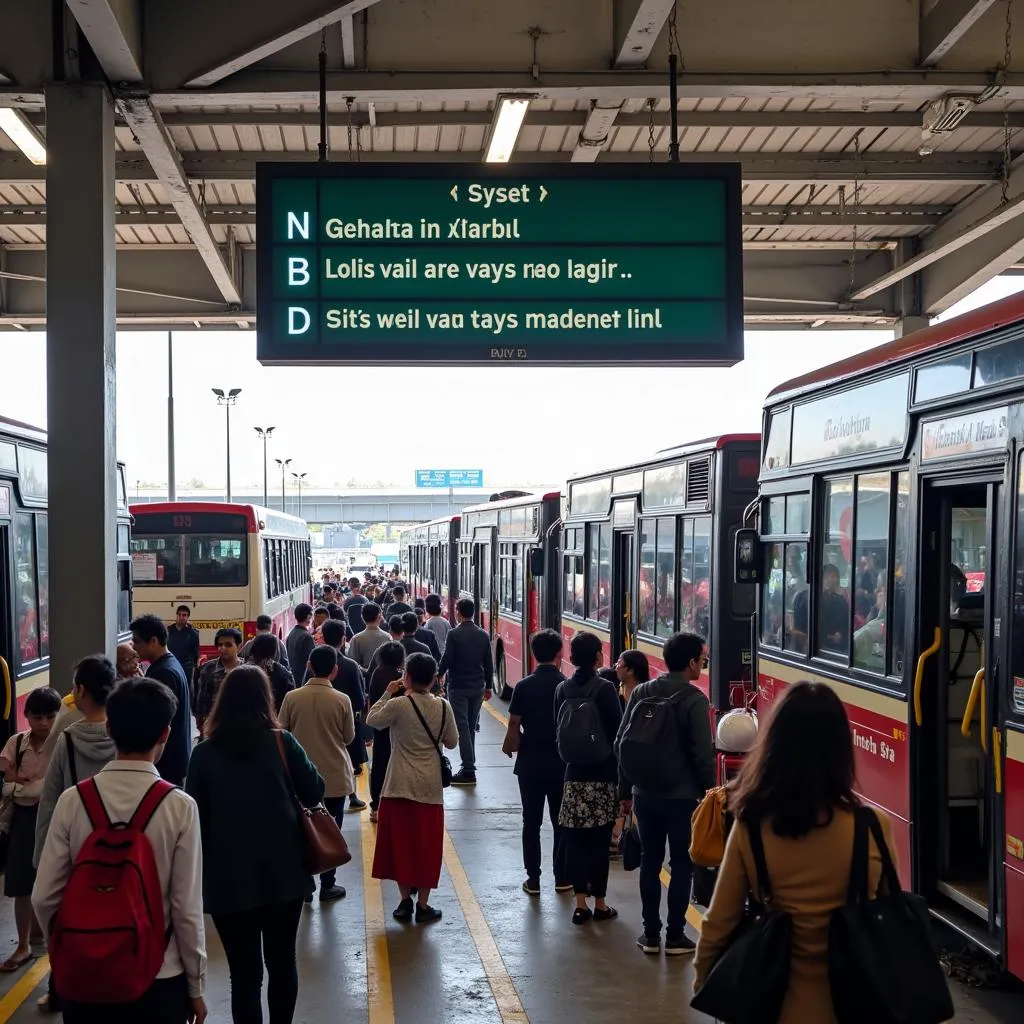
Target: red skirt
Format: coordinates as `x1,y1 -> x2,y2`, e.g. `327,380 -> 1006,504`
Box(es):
372,797 -> 445,888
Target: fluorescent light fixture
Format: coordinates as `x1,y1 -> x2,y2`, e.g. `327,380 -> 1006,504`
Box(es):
0,108 -> 45,165
485,96 -> 531,163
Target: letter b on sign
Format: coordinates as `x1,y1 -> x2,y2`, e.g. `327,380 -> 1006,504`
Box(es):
288,307 -> 312,336
288,257 -> 310,286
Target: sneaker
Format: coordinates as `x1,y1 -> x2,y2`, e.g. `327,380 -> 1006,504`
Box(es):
320,885 -> 347,902
393,897 -> 414,922
451,770 -> 477,786
637,932 -> 661,955
37,993 -> 61,1014
664,934 -> 696,956
554,881 -> 574,893
593,906 -> 618,922
369,809 -> 378,823
415,903 -> 443,924
348,796 -> 367,812
522,877 -> 541,895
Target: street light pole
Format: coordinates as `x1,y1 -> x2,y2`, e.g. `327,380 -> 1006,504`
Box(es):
254,426 -> 275,507
291,471 -> 308,520
275,458 -> 292,512
211,388 -> 242,503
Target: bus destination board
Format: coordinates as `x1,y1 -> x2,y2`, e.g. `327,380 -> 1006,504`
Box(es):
256,163 -> 743,366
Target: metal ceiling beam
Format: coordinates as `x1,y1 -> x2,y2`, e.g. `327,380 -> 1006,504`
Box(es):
0,204 -> 949,228
616,0 -> 677,67
572,101 -> 623,164
184,2 -> 384,88
0,149 -> 1000,183
852,157 -> 1024,301
65,0 -> 143,82
919,0 -> 999,67
117,98 -> 241,306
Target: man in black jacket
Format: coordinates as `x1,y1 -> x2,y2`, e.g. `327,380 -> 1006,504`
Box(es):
285,603 -> 315,674
165,605 -> 200,690
402,611 -> 440,660
343,578 -> 367,635
438,598 -> 493,785
384,585 -> 413,620
130,614 -> 191,786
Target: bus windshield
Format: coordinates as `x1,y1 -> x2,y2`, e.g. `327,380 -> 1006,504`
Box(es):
132,513 -> 249,587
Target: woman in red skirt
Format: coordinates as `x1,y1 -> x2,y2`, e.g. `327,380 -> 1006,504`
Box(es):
365,651 -> 458,923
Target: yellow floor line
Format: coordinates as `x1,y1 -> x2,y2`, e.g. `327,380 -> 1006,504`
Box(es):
443,831 -> 529,1024
0,955 -> 49,1022
487,697 -> 703,933
357,771 -> 395,1024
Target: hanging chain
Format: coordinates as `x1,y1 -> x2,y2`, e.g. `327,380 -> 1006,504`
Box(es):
1002,0 -> 1015,204
321,27 -> 327,56
849,134 -> 861,297
197,180 -> 207,218
648,99 -> 656,163
667,1 -> 682,68
346,98 -> 356,162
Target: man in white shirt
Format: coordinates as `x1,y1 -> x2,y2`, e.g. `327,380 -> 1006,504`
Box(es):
33,678 -> 207,1024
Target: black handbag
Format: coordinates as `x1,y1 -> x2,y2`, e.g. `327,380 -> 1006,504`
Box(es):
409,695 -> 453,788
619,812 -> 642,871
690,818 -> 792,1024
829,808 -> 954,1024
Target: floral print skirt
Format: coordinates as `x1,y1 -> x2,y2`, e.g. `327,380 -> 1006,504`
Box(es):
558,781 -> 618,829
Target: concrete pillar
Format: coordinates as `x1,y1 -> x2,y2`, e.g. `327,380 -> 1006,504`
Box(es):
895,316 -> 930,338
45,83 -> 118,689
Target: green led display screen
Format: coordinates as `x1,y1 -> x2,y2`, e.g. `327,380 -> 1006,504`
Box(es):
256,163 -> 743,366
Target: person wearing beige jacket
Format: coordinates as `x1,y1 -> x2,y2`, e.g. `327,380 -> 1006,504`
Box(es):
278,645 -> 355,902
693,682 -> 900,1024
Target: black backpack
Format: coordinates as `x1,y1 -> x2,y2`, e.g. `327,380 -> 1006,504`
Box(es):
617,681 -> 695,792
556,678 -> 612,765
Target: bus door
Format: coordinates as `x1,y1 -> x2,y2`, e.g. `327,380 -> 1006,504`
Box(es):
611,529 -> 635,657
473,532 -> 494,636
0,524 -> 12,743
915,474 -> 1003,956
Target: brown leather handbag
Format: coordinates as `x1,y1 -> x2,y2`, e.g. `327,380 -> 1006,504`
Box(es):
275,731 -> 351,873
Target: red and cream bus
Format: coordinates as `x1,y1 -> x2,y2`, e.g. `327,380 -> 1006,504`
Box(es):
457,492 -> 562,698
561,435 -> 760,713
0,416 -> 133,735
130,502 -> 311,659
747,289 -> 1024,979
400,515 -> 461,620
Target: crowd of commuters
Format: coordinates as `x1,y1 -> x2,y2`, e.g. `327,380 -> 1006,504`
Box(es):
2,559 -> 904,1022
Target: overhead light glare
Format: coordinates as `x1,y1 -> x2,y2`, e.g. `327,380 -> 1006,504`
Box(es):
485,96 -> 531,163
0,108 -> 45,165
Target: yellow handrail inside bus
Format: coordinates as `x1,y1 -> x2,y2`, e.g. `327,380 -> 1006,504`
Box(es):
993,727 -> 1003,795
961,667 -> 984,741
913,628 -> 942,727
0,656 -> 10,721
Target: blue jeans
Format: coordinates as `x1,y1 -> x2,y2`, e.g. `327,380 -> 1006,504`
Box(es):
448,688 -> 484,774
319,797 -> 347,889
635,793 -> 698,938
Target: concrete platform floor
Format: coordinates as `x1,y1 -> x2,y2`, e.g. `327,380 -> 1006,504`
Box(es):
0,697 -> 1019,1022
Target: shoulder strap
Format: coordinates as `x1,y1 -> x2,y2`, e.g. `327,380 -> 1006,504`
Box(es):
274,730 -> 300,803
862,807 -> 901,897
65,732 -> 78,787
77,778 -> 111,831
407,694 -> 441,750
128,779 -> 175,832
13,732 -> 27,771
746,818 -> 774,903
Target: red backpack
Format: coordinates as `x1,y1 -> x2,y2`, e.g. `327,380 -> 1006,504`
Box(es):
49,777 -> 175,1004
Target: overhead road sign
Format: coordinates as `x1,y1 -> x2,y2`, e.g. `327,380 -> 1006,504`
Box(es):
256,163 -> 743,367
415,470 -> 484,488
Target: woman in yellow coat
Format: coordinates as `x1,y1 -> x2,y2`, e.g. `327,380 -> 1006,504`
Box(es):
694,682 -> 898,1024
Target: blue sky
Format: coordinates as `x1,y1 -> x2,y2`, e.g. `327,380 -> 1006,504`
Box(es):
1,276 -> 1022,492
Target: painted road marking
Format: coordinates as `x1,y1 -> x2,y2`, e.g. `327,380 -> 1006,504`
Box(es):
0,955 -> 49,1022
443,831 -> 529,1024
486,698 -> 705,932
357,771 -> 396,1024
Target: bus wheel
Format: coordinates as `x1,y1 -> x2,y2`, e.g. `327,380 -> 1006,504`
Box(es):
497,658 -> 511,701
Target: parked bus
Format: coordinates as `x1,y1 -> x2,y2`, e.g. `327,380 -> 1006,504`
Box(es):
401,515 -> 461,618
745,289 -> 1024,980
0,416 -> 132,735
562,435 -> 760,713
130,501 -> 311,659
456,492 -> 562,698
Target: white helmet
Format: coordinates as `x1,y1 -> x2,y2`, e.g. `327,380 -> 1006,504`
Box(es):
717,708 -> 758,753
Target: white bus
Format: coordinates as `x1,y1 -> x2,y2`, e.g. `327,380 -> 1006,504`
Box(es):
129,501 -> 311,657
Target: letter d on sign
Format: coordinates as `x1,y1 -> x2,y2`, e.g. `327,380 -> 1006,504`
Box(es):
288,257 -> 310,286
288,306 -> 311,335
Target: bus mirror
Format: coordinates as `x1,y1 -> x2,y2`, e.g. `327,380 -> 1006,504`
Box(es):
529,548 -> 545,578
734,528 -> 761,585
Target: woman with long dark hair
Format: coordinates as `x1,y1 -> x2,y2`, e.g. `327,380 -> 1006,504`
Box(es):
694,682 -> 898,1023
367,641 -> 406,824
185,666 -> 324,1024
244,633 -> 296,712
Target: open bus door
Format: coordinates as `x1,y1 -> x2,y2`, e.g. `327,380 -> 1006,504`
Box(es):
914,473 -> 1006,963
0,523 -> 12,744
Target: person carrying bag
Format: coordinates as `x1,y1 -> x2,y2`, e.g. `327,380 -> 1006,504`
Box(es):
408,697 -> 453,789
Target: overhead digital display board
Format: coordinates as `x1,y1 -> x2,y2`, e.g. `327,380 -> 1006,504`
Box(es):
256,163 -> 743,366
